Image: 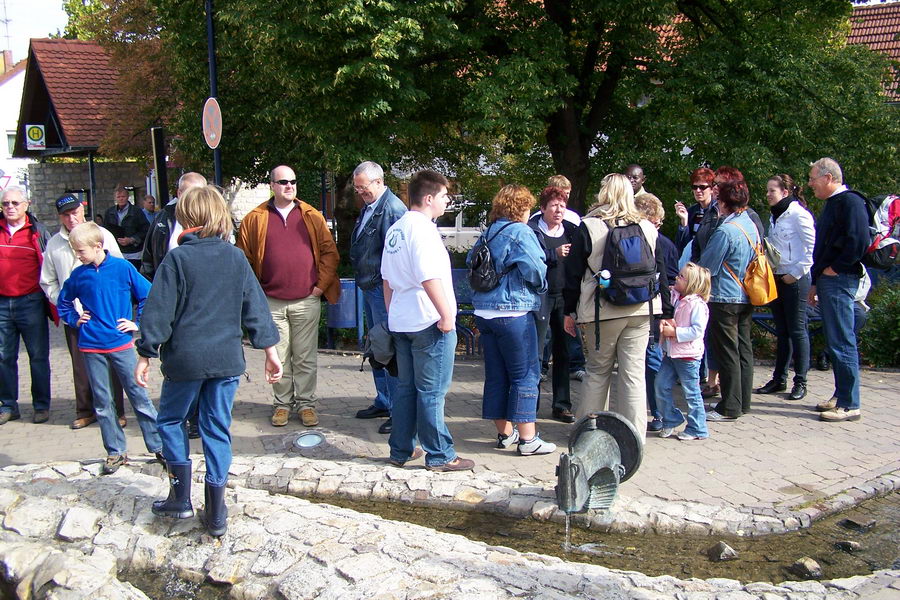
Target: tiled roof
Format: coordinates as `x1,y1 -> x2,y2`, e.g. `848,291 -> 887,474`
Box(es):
849,2 -> 900,100
28,39 -> 123,149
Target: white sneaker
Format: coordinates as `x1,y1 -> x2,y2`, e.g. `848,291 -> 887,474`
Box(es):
676,431 -> 707,441
659,427 -> 676,438
517,435 -> 557,456
496,429 -> 520,449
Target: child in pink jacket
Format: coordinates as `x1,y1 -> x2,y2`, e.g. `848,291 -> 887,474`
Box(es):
656,262 -> 711,440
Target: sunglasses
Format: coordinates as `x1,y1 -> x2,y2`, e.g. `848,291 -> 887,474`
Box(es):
274,179 -> 297,186
691,184 -> 711,191
1,200 -> 25,207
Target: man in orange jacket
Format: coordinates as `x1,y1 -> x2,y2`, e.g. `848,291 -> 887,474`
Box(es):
237,165 -> 340,428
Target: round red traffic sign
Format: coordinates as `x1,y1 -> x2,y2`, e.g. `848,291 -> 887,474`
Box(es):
202,97 -> 222,149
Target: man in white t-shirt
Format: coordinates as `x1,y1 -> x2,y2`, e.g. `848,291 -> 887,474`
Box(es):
381,170 -> 474,472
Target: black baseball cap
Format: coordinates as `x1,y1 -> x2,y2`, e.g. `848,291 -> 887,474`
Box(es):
55,193 -> 83,213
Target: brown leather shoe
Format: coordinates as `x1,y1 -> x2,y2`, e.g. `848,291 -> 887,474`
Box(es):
118,416 -> 127,428
70,416 -> 97,430
388,447 -> 424,467
271,407 -> 290,427
299,408 -> 319,427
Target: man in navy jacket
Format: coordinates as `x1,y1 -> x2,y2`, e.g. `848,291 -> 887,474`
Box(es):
349,161 -> 407,434
807,157 -> 869,423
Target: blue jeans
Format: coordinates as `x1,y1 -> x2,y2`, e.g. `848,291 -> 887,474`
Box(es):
390,324 -> 457,467
817,273 -> 861,410
477,314 -> 539,423
645,339 -> 663,419
83,348 -> 162,456
655,355 -> 707,438
363,286 -> 397,412
157,376 -> 240,485
0,292 -> 50,415
770,273 -> 810,383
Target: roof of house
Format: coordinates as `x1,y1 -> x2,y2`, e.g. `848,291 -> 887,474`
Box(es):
849,1 -> 900,100
0,60 -> 26,88
14,38 -> 123,156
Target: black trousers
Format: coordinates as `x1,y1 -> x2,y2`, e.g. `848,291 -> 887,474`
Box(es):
534,294 -> 571,412
707,302 -> 753,418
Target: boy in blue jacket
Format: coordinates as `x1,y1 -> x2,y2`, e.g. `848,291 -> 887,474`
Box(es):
57,222 -> 163,474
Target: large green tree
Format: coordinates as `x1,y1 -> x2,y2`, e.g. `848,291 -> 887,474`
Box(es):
81,0 -> 899,225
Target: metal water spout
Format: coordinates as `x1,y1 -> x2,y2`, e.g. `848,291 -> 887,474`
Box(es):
555,412 -> 643,514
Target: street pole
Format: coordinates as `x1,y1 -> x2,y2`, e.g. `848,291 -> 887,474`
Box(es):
205,0 -> 222,186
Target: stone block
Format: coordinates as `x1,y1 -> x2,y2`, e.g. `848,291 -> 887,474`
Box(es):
57,507 -> 103,541
3,497 -> 63,537
130,534 -> 171,570
250,537 -> 306,576
335,552 -> 396,583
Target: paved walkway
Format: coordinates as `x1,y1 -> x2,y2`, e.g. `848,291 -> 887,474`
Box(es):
2,326 -> 898,515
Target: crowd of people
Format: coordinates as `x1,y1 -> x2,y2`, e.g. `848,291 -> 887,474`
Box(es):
0,156 -> 873,536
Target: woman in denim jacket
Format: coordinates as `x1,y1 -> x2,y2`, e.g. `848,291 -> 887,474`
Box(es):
467,185 -> 555,456
755,174 -> 815,401
698,180 -> 758,421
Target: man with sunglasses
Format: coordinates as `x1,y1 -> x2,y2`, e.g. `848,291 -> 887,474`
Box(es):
349,161 -> 407,434
237,165 -> 340,428
0,186 -> 52,425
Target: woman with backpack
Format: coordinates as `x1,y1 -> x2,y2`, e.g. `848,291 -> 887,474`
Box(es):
697,180 -> 759,421
467,184 -> 555,456
755,174 -> 815,401
563,173 -> 672,439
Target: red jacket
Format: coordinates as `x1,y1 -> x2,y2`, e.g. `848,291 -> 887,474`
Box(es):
0,213 -> 49,297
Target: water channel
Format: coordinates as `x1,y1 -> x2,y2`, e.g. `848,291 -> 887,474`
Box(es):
124,491 -> 898,599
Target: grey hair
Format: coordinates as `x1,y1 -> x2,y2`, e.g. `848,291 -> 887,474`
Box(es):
353,161 -> 384,181
177,172 -> 208,196
810,157 -> 843,184
0,186 -> 27,203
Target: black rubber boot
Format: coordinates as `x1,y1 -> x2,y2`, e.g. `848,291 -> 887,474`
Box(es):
151,461 -> 194,519
203,481 -> 228,537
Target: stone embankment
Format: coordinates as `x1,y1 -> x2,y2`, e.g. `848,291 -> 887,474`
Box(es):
1,458 -> 898,600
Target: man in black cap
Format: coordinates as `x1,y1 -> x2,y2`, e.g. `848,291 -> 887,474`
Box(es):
40,194 -> 126,429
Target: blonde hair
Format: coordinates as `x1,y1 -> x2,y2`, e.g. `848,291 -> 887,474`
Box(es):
488,184 -> 536,223
68,221 -> 103,248
634,193 -> 664,223
176,185 -> 233,240
680,262 -> 711,301
588,173 -> 642,224
547,175 -> 571,191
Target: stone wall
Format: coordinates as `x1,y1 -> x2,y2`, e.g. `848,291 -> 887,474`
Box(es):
25,161 -> 147,228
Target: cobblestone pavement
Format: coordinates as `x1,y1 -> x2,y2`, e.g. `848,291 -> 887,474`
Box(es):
2,326 -> 898,516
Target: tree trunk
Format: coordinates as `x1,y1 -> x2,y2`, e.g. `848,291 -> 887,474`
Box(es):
546,102 -> 592,215
332,172 -> 357,269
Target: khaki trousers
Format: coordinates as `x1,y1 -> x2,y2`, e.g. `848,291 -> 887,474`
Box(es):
268,295 -> 320,410
578,316 -> 650,442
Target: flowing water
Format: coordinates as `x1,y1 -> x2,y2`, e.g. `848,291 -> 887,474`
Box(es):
121,492 -> 899,597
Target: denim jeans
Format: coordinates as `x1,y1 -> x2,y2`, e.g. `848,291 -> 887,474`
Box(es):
363,286 -> 397,412
817,273 -> 861,410
390,324 -> 457,467
770,273 -> 810,384
533,295 -> 570,412
477,314 -> 540,423
83,348 -> 161,456
707,302 -> 753,418
0,292 -> 50,415
655,355 -> 707,438
645,339 -> 663,419
157,376 -> 240,485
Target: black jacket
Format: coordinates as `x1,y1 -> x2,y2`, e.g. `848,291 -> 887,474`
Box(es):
104,203 -> 148,255
141,202 -> 176,280
811,189 -> 869,282
349,188 -> 407,291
